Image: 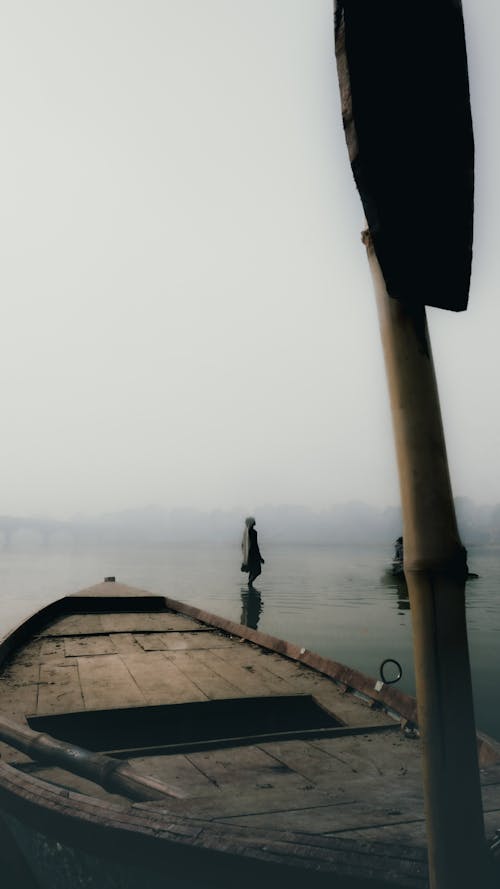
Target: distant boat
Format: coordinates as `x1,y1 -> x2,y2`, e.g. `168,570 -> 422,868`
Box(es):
388,540 -> 479,581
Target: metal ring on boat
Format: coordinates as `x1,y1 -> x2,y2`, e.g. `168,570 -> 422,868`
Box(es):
379,658 -> 402,685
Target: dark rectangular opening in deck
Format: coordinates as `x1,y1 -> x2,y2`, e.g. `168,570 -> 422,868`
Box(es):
28,695 -> 343,756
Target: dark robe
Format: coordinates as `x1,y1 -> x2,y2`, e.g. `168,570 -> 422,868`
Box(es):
247,527 -> 263,582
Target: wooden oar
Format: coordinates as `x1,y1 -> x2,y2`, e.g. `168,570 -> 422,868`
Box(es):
333,4 -> 492,886
0,715 -> 185,802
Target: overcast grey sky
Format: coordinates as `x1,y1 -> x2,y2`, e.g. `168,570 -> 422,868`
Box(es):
1,0 -> 499,518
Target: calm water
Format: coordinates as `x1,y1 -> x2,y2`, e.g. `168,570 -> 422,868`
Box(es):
0,542 -> 498,739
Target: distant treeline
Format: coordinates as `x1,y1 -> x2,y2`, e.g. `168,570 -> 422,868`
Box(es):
2,497 -> 500,546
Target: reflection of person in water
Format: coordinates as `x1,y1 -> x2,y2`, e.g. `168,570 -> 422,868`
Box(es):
240,588 -> 263,630
241,516 -> 265,588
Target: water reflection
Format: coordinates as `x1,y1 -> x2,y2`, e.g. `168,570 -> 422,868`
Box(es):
380,570 -> 410,613
240,587 -> 263,630
380,563 -> 479,615
393,577 -> 410,612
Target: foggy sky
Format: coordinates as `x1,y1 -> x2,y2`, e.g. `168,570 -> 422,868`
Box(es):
1,1 -> 499,519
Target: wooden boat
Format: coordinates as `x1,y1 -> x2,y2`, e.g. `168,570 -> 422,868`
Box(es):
0,580 -> 499,889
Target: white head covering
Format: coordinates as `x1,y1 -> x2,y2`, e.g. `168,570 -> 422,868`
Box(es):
241,517 -> 255,565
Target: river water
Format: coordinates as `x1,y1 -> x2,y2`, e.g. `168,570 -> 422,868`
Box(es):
0,541 -> 498,740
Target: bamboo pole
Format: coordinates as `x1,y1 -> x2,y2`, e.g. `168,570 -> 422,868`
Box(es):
363,230 -> 492,888
0,715 -> 185,802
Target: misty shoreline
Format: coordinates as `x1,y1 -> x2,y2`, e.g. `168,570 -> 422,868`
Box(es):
1,498 -> 499,546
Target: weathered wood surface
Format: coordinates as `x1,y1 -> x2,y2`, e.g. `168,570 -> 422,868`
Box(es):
37,663 -> 84,715
0,758 -> 430,887
132,736 -> 500,852
134,631 -> 233,651
149,732 -> 425,830
41,611 -> 203,637
120,652 -> 207,705
0,586 -> 499,887
0,608 -> 397,743
78,654 -> 146,711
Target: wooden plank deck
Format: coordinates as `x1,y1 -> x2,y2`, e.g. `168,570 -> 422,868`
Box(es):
120,652 -> 208,705
40,611 -> 204,636
0,606 -> 410,730
77,654 -> 146,711
37,663 -> 84,715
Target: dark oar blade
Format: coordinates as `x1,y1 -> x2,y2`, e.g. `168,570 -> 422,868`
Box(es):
335,1 -> 474,311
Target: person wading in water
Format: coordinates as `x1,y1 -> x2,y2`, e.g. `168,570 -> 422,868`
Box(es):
241,517 -> 265,588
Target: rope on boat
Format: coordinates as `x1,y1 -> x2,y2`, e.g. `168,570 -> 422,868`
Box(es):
0,715 -> 186,802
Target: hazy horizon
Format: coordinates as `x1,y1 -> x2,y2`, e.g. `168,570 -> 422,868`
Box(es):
1,496 -> 499,549
2,1 -> 499,519
1,492 -> 499,524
